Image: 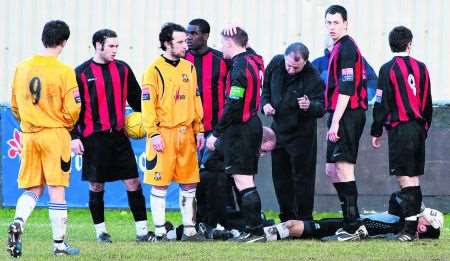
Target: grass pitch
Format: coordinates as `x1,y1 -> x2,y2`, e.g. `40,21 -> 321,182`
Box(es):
0,208 -> 449,260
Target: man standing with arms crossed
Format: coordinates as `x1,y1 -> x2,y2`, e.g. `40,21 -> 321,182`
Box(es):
8,20 -> 81,257
206,27 -> 265,243
71,29 -> 151,243
371,26 -> 433,241
142,23 -> 205,241
322,5 -> 369,241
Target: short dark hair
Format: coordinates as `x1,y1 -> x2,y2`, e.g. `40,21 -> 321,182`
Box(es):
159,23 -> 186,51
41,20 -> 70,48
284,42 -> 309,61
92,29 -> 117,48
189,18 -> 210,34
418,225 -> 440,239
325,5 -> 347,21
221,27 -> 248,48
389,26 -> 413,52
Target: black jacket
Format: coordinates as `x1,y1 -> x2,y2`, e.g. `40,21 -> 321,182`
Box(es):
262,55 -> 325,145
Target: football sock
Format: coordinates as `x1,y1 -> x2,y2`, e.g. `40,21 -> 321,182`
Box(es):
400,186 -> 422,235
48,202 -> 67,243
14,190 -> 38,229
150,188 -> 167,236
239,187 -> 263,235
94,222 -> 108,237
127,188 -> 148,236
89,190 -> 105,225
334,181 -> 360,233
179,188 -> 197,236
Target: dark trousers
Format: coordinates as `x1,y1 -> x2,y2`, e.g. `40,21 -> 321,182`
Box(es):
271,136 -> 317,221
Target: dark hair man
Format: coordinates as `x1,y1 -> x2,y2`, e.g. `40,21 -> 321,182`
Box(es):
370,26 -> 433,241
262,42 -> 325,222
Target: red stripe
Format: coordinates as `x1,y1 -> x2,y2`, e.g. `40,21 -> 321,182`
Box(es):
202,52 -> 213,131
185,52 -> 194,63
80,73 -> 93,137
409,58 -> 423,111
396,58 -> 421,118
422,67 -> 430,113
108,62 -> 124,130
243,66 -> 253,122
90,63 -> 111,130
123,66 -> 129,120
389,62 -> 408,121
217,59 -> 226,119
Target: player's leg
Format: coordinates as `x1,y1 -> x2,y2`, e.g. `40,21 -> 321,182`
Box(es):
387,121 -> 424,241
7,132 -> 44,257
144,128 -> 176,240
88,182 -> 111,242
174,126 -> 204,241
124,179 -> 149,240
44,128 -> 79,255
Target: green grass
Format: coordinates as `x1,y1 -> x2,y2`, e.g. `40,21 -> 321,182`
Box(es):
0,208 -> 449,260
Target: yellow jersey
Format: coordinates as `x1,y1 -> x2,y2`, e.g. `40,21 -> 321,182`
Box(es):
11,55 -> 81,132
141,56 -> 204,137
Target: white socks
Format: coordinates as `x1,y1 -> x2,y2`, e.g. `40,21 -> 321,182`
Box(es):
179,188 -> 196,236
14,191 -> 38,229
48,202 -> 68,242
94,222 -> 108,237
135,220 -> 148,237
150,188 -> 167,236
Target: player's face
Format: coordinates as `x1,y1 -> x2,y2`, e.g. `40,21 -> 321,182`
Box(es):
285,53 -> 306,75
325,13 -> 348,42
220,36 -> 232,59
417,216 -> 430,234
167,31 -> 188,59
97,37 -> 119,63
186,25 -> 207,51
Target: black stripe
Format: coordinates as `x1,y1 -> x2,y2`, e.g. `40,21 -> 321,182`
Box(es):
146,155 -> 157,170
102,65 -> 117,128
194,55 -> 203,97
155,66 -> 165,98
86,67 -> 102,132
60,157 -> 71,172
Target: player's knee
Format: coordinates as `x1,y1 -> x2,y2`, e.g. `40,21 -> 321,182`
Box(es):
180,183 -> 197,191
89,182 -> 105,192
325,164 -> 339,182
124,178 -> 141,191
27,185 -> 44,198
233,175 -> 255,191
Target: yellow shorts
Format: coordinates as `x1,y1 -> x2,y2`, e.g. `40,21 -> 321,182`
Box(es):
18,128 -> 72,188
144,126 -> 199,186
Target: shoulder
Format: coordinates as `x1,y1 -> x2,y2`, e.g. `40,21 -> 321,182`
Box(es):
144,57 -> 164,73
75,59 -> 93,74
180,58 -> 196,72
114,59 -> 133,70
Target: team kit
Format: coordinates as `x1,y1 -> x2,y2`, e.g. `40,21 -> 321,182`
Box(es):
6,4 -> 444,258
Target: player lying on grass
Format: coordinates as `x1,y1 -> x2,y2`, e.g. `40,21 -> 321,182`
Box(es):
263,192 -> 443,242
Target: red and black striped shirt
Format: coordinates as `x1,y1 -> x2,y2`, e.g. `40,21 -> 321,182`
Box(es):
213,50 -> 264,137
371,55 -> 432,137
326,35 -> 367,111
72,59 -> 141,138
185,48 -> 228,132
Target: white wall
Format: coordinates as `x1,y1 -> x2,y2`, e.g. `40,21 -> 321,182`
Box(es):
1,0 -> 449,104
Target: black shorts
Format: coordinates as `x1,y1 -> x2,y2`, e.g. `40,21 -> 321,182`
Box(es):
223,116 -> 262,175
326,109 -> 366,164
81,130 -> 139,182
388,121 -> 426,177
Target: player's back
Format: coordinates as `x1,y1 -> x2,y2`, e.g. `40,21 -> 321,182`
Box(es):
12,55 -> 80,132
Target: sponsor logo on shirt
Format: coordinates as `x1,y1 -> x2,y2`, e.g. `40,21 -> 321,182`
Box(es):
142,88 -> 150,100
175,89 -> 186,101
341,68 -> 354,82
87,78 -> 96,82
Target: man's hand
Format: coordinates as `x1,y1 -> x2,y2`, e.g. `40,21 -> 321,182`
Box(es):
71,139 -> 84,155
152,135 -> 165,152
371,136 -> 381,149
263,103 -> 276,116
196,133 -> 205,150
297,95 -> 311,110
327,121 -> 340,142
206,135 -> 218,151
